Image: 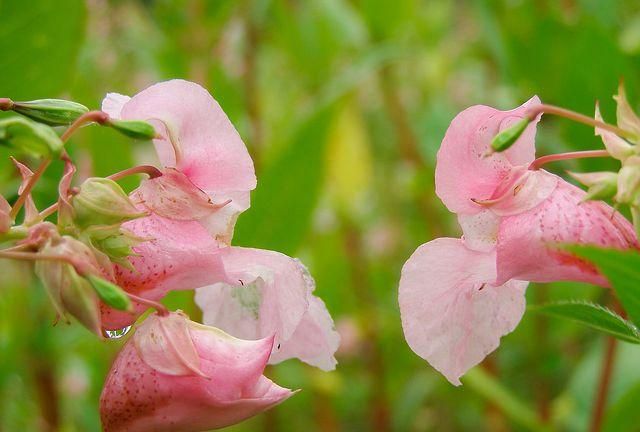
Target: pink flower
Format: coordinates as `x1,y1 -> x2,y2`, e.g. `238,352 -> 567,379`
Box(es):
195,248 -> 340,371
100,312 -> 292,432
100,81 -> 339,370
400,98 -> 638,385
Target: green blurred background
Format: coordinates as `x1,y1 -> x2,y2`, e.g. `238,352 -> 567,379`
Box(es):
2,0 -> 640,431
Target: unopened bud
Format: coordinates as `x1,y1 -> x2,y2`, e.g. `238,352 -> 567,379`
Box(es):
35,236 -> 104,335
83,225 -> 145,268
12,99 -> 89,126
86,275 -> 132,312
616,156 -> 640,207
73,178 -> 146,227
0,117 -> 63,158
568,171 -> 618,202
0,195 -> 12,234
107,119 -> 157,140
594,103 -> 634,161
614,83 -> 640,142
489,117 -> 531,154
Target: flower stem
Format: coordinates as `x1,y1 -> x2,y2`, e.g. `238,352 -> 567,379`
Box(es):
590,336 -> 617,432
529,150 -> 610,170
126,292 -> 169,316
9,158 -> 51,220
527,104 -> 636,140
61,111 -> 110,142
107,165 -> 163,181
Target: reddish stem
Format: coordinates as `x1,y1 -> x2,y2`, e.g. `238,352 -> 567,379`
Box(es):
107,165 -> 163,181
9,159 -> 51,220
590,336 -> 617,432
526,104 -> 635,140
61,111 -> 110,142
126,292 -> 169,316
529,150 -> 610,170
0,97 -> 14,111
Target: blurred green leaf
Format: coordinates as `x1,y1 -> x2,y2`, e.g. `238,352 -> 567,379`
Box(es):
0,0 -> 86,99
234,108 -> 334,255
603,381 -> 640,432
530,300 -> 640,344
567,245 -> 640,326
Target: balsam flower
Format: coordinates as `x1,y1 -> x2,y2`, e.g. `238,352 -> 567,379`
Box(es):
400,98 -> 637,385
100,80 -> 339,369
100,311 -> 292,432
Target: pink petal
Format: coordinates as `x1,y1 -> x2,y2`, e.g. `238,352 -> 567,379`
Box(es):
101,92 -> 130,119
496,178 -> 638,285
199,190 -> 250,245
458,210 -> 500,252
435,97 -> 541,214
195,248 -> 338,368
0,195 -> 11,234
268,294 -> 340,371
101,312 -> 292,432
11,157 -> 39,223
101,213 -> 227,330
399,238 -> 527,385
117,79 -> 256,195
134,168 -> 222,221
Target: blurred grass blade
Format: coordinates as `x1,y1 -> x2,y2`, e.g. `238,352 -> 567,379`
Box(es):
234,108 -> 334,255
529,300 -> 640,344
463,368 -> 551,432
566,245 -> 640,326
464,368 -> 551,432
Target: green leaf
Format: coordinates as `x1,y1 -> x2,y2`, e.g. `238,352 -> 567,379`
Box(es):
234,108 -> 334,255
566,245 -> 640,327
603,381 -> 640,432
86,275 -> 132,312
0,0 -> 86,99
529,300 -> 640,344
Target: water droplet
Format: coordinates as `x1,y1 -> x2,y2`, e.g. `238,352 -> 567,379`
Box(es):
103,326 -> 131,339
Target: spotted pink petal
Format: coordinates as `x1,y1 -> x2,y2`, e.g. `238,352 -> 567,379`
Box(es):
115,79 -> 256,195
496,178 -> 638,286
101,213 -> 227,330
399,238 -> 527,385
195,247 -> 339,370
100,312 -> 293,432
435,97 -> 541,214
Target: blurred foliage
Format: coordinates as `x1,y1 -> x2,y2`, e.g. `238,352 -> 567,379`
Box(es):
2,0 -> 640,431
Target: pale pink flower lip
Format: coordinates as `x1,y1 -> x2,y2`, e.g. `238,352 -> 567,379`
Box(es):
100,312 -> 293,432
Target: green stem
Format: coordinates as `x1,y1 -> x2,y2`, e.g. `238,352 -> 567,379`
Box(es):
9,159 -> 51,220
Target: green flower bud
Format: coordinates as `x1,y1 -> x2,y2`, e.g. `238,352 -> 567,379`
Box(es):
616,156 -> 640,207
0,117 -> 63,158
489,118 -> 531,154
86,275 -> 132,312
83,225 -> 145,268
568,171 -> 618,202
73,178 -> 146,227
12,99 -> 89,126
35,236 -> 103,336
107,119 -> 157,140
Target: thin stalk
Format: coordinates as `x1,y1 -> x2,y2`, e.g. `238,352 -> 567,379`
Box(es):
590,336 -> 617,432
529,150 -> 610,170
107,165 -> 163,181
9,159 -> 51,220
527,104 -> 636,140
126,292 -> 169,317
60,110 -> 109,142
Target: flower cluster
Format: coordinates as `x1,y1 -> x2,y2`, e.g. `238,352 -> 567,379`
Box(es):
398,96 -> 638,385
0,80 -> 339,431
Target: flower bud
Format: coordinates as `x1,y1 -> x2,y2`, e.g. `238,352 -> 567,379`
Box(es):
35,236 -> 105,335
568,171 -> 618,202
106,119 -> 157,140
0,117 -> 63,158
614,83 -> 640,142
616,156 -> 640,207
594,103 -> 635,161
135,168 -> 223,220
489,117 -> 531,154
73,178 -> 146,227
83,225 -> 145,268
86,275 -> 132,312
0,195 -> 12,234
11,99 -> 89,126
